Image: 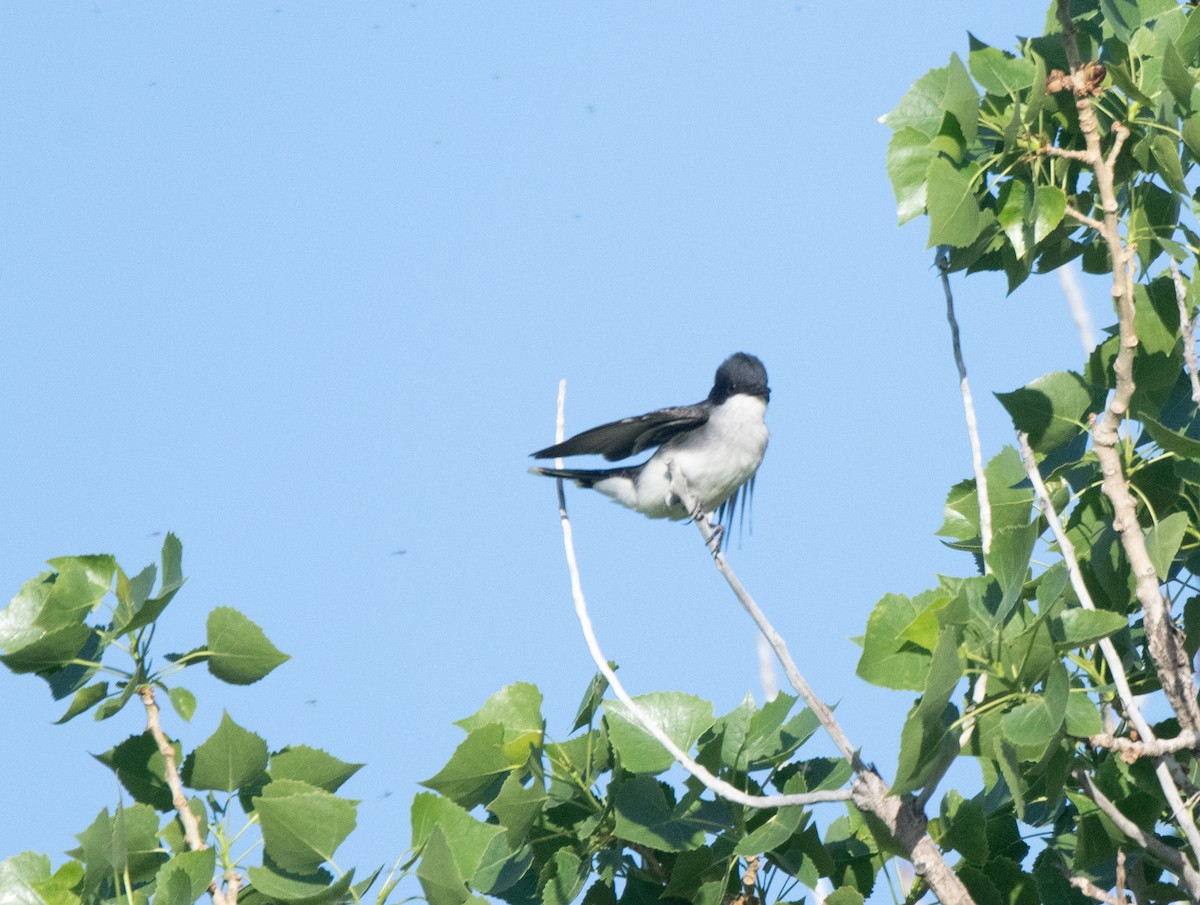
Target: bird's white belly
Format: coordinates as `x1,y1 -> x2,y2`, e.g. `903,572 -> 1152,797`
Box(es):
631,394 -> 768,519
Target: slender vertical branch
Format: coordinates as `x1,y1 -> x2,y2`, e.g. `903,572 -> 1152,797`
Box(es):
936,248 -> 992,563
1169,260 -> 1200,404
139,686 -> 231,905
1051,0 -> 1200,736
1059,262 -> 1098,352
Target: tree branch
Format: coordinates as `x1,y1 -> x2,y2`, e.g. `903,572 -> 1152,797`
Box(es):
1063,868 -> 1133,905
139,685 -> 231,905
1059,263 -> 1098,353
1169,259 -> 1200,405
669,474 -> 976,905
1077,769 -> 1200,895
1053,0 -> 1200,737
1089,730 -> 1200,759
936,247 -> 992,562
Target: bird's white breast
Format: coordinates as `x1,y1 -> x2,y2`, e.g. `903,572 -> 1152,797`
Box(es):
630,394 -> 769,519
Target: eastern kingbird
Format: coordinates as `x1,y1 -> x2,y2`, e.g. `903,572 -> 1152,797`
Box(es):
530,353 -> 770,528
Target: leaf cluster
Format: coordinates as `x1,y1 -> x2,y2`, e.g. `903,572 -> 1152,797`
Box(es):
885,0 -> 1200,292
409,679 -> 888,905
0,537 -> 376,905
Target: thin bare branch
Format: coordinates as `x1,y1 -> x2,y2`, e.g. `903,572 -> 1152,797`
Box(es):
1169,260 -> 1200,405
1063,205 -> 1107,233
1090,730 -> 1200,758
140,686 -> 231,905
1039,144 -> 1093,162
666,471 -> 976,905
757,634 -> 779,702
1064,869 -> 1132,905
936,248 -> 992,562
1078,770 -> 1200,893
1059,263 -> 1098,352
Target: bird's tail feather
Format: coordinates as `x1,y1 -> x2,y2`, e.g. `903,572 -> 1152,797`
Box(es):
529,465 -> 638,488
715,476 -> 755,538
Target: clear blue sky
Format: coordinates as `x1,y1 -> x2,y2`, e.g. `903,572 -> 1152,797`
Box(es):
1,0 -> 1109,893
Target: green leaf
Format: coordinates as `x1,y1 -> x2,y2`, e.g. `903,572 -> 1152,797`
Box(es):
858,592 -> 940,690
0,624 -> 92,675
893,629 -> 963,794
603,692 -> 715,775
997,179 -> 1032,259
75,804 -> 166,893
1163,40 -> 1195,110
1065,691 -> 1104,737
486,772 -> 546,847
37,560 -> 114,630
1055,609 -> 1128,648
55,681 -> 108,724
415,826 -> 469,905
940,791 -> 988,865
254,779 -> 358,874
184,711 -> 269,792
246,860 -> 354,905
987,523 -> 1039,621
1150,134 -> 1188,195
167,686 -> 197,723
1100,0 -> 1140,42
154,850 -> 217,905
571,669 -> 611,732
94,732 -> 178,811
454,682 -> 543,762
205,607 -> 290,685
967,34 -> 1036,96
825,889 -> 865,905
0,574 -> 54,654
269,745 -> 363,793
0,852 -> 54,905
542,849 -> 586,905
733,805 -> 807,856
1183,114 -> 1200,159
882,59 -> 976,140
611,776 -> 706,852
1186,596 -> 1200,659
1142,415 -> 1200,457
1000,660 -> 1069,748
1145,511 -> 1190,579
421,723 -> 517,808
114,538 -> 187,635
409,793 -> 529,896
886,128 -> 934,225
1034,186 -> 1067,244
155,866 -> 196,905
926,157 -> 987,248
996,371 -> 1091,453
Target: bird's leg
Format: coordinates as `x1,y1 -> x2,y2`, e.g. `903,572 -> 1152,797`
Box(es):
665,461 -> 723,554
703,521 -> 724,555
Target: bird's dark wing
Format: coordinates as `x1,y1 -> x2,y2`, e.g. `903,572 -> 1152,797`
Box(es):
531,404 -> 709,461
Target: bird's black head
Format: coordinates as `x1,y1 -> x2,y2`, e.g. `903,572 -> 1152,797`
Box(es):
709,352 -> 769,404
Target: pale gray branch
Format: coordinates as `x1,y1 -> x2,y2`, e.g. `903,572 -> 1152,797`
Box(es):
1059,263 -> 1098,352
665,470 -> 976,905
936,248 -> 992,562
1169,260 -> 1200,405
